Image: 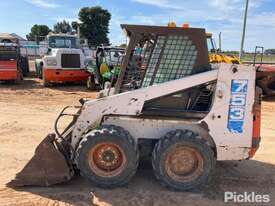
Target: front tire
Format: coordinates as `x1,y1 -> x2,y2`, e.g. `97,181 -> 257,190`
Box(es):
76,125 -> 139,188
152,129 -> 215,191
42,69 -> 51,87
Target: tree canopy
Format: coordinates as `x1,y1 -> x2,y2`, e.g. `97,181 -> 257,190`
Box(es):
27,6 -> 112,47
53,20 -> 72,34
71,21 -> 79,33
78,6 -> 111,47
26,24 -> 51,42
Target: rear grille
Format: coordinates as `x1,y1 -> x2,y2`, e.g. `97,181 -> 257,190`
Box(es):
61,54 -> 80,68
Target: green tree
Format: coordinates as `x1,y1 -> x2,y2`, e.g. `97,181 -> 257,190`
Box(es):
53,20 -> 72,34
26,24 -> 51,42
78,6 -> 111,47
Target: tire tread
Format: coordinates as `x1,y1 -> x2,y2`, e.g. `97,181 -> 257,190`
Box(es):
76,125 -> 139,188
152,129 -> 215,191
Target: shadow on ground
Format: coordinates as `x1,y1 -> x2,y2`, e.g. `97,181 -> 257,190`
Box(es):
263,95 -> 275,102
7,160 -> 275,206
0,79 -> 39,90
0,77 -> 93,93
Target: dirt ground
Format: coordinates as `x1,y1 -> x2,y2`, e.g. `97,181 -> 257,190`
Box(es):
0,75 -> 275,206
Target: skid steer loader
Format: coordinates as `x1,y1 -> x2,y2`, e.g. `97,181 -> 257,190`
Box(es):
9,24 -> 261,191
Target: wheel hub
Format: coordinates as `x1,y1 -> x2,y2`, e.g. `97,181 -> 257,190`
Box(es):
88,143 -> 126,177
165,145 -> 204,182
169,150 -> 198,175
102,150 -> 116,162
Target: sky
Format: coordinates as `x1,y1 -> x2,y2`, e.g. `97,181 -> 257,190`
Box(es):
0,0 -> 274,51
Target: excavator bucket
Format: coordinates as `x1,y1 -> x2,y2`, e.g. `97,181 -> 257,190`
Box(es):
8,134 -> 74,187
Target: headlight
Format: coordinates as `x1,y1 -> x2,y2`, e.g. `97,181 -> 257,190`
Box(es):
46,59 -> 57,66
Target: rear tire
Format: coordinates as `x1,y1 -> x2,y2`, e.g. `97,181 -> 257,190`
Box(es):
43,77 -> 50,87
20,56 -> 29,76
152,129 -> 215,191
76,125 -> 139,188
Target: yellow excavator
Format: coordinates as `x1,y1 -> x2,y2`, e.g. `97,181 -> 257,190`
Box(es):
168,23 -> 241,64
206,33 -> 241,64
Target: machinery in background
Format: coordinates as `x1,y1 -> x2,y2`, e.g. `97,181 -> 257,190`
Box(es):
86,46 -> 125,90
0,42 -> 29,83
206,33 -> 241,64
207,33 -> 275,96
10,24 -> 262,192
252,46 -> 275,96
35,33 -> 90,87
256,64 -> 275,96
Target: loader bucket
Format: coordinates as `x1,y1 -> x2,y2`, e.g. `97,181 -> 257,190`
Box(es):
8,134 -> 74,187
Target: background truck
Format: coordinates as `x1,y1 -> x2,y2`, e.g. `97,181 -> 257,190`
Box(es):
11,24 -> 262,191
35,33 -> 91,87
0,43 -> 29,83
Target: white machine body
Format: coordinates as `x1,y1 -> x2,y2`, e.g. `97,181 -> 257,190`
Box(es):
43,48 -> 88,70
69,64 -> 257,161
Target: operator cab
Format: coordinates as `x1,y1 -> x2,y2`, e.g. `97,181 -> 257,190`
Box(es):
110,25 -> 215,120
47,34 -> 80,49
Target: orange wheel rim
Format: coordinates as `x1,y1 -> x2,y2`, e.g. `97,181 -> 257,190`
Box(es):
88,142 -> 127,177
165,144 -> 204,183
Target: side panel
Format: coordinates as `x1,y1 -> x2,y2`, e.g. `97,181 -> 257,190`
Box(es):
0,60 -> 18,80
249,87 -> 262,158
71,70 -> 218,148
71,64 -> 256,161
102,116 -> 215,147
203,64 -> 256,160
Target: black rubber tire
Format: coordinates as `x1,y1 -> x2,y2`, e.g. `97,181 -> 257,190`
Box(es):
42,69 -> 51,87
76,125 -> 139,188
152,129 -> 215,191
42,77 -> 50,87
20,56 -> 29,76
35,60 -> 43,79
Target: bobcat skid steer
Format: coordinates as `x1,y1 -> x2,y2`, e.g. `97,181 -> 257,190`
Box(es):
9,25 -> 261,191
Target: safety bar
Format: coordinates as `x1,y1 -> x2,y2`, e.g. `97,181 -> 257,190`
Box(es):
54,106 -> 81,142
